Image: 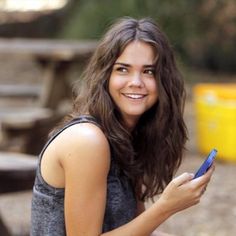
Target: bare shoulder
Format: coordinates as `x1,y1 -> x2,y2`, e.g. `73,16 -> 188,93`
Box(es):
56,122 -> 108,147
54,122 -> 110,171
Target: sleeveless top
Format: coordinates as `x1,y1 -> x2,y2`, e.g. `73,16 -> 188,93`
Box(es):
31,115 -> 137,235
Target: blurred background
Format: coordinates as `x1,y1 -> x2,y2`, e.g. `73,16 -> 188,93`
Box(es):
0,0 -> 235,235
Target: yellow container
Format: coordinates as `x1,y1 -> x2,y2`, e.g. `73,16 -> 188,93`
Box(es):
193,83 -> 236,162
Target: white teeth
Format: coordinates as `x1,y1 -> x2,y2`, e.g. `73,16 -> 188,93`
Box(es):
124,94 -> 145,99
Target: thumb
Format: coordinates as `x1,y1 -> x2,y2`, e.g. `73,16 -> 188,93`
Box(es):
172,172 -> 194,186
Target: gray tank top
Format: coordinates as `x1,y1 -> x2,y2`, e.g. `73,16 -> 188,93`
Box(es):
31,116 -> 137,235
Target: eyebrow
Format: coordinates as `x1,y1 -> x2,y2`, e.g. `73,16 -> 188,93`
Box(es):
114,62 -> 155,68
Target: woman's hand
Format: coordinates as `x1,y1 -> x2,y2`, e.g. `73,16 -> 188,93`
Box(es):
158,164 -> 215,216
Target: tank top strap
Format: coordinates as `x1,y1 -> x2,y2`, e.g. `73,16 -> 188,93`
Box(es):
39,115 -> 100,158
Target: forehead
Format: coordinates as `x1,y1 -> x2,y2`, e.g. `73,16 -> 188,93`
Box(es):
116,41 -> 156,65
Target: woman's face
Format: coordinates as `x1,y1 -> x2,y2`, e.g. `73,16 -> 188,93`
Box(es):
109,41 -> 158,129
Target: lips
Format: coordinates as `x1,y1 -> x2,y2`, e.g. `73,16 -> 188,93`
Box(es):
122,93 -> 147,99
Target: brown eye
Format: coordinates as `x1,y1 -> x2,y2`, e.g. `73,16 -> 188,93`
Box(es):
116,67 -> 128,73
144,69 -> 155,76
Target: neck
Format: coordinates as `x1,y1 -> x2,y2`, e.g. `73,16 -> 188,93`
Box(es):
122,117 -> 139,132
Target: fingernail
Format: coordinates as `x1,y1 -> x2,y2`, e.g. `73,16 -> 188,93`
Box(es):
189,173 -> 194,179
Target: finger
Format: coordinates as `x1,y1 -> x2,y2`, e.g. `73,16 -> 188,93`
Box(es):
203,164 -> 215,179
172,172 -> 194,187
200,186 -> 207,195
206,163 -> 215,175
192,164 -> 215,187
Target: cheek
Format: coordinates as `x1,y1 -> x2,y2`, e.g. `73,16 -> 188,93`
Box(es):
147,80 -> 158,98
108,75 -> 124,95
148,81 -> 159,106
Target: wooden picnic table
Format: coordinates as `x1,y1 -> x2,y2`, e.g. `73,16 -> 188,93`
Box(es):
0,38 -> 98,235
0,38 -> 97,154
0,37 -> 97,109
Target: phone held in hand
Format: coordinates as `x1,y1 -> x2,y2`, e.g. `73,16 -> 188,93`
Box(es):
194,148 -> 217,179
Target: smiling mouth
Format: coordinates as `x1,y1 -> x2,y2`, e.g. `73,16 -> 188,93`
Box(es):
122,93 -> 147,99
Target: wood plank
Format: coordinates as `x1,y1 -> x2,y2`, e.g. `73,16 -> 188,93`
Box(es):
0,107 -> 53,129
0,38 -> 97,110
0,38 -> 97,61
0,152 -> 37,171
0,84 -> 41,98
0,107 -> 62,155
0,152 -> 37,194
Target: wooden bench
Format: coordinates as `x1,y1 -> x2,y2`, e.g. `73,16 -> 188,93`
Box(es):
0,107 -> 53,128
0,84 -> 41,99
0,151 -> 38,236
0,152 -> 37,193
0,107 -> 55,154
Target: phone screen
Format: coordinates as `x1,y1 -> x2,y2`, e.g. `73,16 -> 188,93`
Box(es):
194,149 -> 217,179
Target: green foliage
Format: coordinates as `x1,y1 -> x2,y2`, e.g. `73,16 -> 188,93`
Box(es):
60,0 -> 150,39
59,0 -> 236,73
60,0 -> 194,40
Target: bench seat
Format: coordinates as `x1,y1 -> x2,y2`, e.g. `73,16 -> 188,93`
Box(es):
0,107 -> 53,129
0,151 -> 37,194
0,84 -> 41,98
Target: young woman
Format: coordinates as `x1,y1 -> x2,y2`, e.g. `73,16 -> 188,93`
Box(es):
31,17 -> 214,236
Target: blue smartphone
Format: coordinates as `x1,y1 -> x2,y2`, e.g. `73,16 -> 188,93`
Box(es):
194,148 -> 217,179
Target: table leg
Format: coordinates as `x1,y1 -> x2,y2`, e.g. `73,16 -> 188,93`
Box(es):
0,216 -> 11,236
39,61 -> 71,109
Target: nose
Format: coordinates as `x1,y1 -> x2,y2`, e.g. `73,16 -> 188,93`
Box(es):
129,73 -> 144,87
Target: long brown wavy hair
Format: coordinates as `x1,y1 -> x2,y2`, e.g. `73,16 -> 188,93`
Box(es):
66,17 -> 187,201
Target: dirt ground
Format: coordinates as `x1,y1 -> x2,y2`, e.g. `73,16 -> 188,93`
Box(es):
0,55 -> 236,236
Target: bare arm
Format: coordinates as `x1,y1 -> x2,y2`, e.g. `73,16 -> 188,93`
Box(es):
136,198 -> 176,236
58,123 -> 214,236
102,166 -> 214,236
59,123 -> 110,235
